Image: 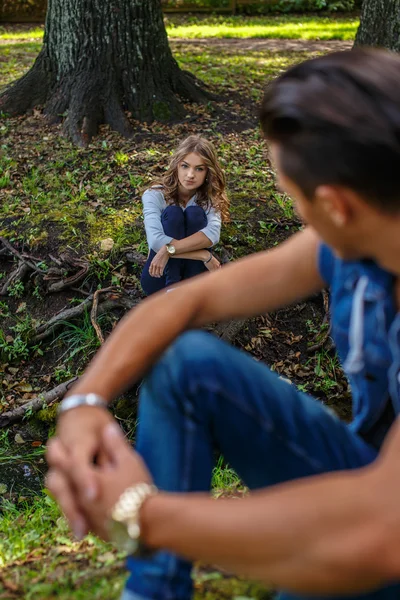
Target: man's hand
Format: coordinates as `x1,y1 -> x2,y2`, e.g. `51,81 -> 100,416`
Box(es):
149,246 -> 169,278
46,406 -> 115,537
47,422 -> 152,540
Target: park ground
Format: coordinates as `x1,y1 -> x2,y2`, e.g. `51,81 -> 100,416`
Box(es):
0,15 -> 353,599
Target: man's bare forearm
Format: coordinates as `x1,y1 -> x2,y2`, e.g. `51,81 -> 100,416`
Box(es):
68,229 -> 324,402
141,466 -> 390,595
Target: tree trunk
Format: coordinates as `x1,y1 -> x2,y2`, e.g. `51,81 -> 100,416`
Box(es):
0,0 -> 209,146
354,0 -> 400,51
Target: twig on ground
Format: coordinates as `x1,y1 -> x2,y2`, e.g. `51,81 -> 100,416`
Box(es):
90,287 -> 118,344
0,378 -> 78,428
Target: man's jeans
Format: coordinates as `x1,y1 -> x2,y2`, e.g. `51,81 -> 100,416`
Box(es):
123,331 -> 400,600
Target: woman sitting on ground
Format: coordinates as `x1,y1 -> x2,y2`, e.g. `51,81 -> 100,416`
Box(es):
140,135 -> 229,295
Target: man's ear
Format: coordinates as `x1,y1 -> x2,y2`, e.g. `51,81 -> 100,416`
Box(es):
315,185 -> 350,227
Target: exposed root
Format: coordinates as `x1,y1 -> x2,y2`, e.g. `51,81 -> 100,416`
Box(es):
306,289 -> 332,354
34,295 -> 95,342
34,290 -> 139,342
213,319 -> 247,343
125,251 -> 147,267
0,378 -> 77,428
0,50 -> 54,115
0,237 -> 47,275
0,262 -> 30,296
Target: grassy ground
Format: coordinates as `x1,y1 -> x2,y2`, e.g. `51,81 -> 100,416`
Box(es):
0,20 -> 350,600
0,14 -> 359,42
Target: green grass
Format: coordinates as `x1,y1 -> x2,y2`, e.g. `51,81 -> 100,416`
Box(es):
166,14 -> 358,40
0,26 -> 44,40
0,494 -> 128,599
0,15 -> 358,43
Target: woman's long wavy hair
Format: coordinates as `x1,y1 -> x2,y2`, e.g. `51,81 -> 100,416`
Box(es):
151,136 -> 229,222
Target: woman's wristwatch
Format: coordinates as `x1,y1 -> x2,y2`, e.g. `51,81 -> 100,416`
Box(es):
166,244 -> 176,255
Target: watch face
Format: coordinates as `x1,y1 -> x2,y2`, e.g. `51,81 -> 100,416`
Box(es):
108,519 -> 139,555
167,245 -> 175,255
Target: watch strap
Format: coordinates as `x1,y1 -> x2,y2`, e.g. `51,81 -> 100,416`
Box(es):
58,393 -> 108,415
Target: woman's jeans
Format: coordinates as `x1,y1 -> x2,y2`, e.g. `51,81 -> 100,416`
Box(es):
141,205 -> 208,295
123,331 -> 400,600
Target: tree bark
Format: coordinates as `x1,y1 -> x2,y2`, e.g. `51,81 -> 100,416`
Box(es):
0,0 -> 210,146
354,0 -> 400,51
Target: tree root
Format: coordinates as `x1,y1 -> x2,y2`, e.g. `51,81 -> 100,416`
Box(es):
0,378 -> 77,428
34,291 -> 139,342
0,236 -> 47,275
306,289 -> 332,354
125,251 -> 147,267
34,295 -> 95,341
0,263 -> 30,296
213,319 -> 247,343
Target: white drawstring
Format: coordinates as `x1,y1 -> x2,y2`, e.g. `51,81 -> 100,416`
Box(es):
343,275 -> 369,375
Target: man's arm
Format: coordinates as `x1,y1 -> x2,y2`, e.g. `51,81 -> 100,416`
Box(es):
51,227 -> 324,530
50,419 -> 400,596
141,457 -> 395,595
69,227 -> 323,400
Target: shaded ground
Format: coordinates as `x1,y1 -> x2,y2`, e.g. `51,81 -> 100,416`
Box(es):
171,37 -> 352,52
0,30 -> 351,598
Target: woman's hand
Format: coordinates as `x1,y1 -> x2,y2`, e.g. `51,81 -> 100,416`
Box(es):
205,254 -> 221,272
149,246 -> 169,278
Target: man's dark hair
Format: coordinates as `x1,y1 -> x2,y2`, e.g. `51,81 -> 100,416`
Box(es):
260,48 -> 400,213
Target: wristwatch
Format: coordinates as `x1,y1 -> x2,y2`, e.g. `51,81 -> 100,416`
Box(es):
166,243 -> 176,255
108,482 -> 158,556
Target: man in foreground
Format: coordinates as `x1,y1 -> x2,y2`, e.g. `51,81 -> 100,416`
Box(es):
47,48 -> 400,600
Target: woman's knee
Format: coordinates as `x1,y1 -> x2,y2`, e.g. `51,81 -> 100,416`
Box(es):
161,205 -> 185,238
185,205 -> 207,233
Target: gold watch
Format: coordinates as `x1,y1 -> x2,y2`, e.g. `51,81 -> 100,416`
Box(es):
108,482 -> 158,555
166,243 -> 176,255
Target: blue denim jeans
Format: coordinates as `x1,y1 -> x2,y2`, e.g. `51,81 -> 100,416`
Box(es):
123,331 -> 400,600
141,205 -> 208,295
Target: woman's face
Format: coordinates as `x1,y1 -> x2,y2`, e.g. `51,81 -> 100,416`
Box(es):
177,152 -> 208,193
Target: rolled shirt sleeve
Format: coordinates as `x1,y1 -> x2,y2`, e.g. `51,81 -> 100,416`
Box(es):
142,189 -> 173,252
200,205 -> 221,247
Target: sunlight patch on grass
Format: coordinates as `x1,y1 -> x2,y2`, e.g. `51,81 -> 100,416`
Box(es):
0,27 -> 44,41
166,15 -> 358,40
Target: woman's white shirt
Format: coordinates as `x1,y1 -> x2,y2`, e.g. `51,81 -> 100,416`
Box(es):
142,187 -> 221,252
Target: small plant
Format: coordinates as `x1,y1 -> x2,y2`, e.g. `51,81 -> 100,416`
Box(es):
8,280 -> 24,298
32,285 -> 42,300
0,330 -> 29,362
272,191 -> 294,220
53,310 -> 108,363
211,455 -> 242,492
258,220 -> 277,234
54,365 -> 73,383
114,151 -> 129,166
0,301 -> 10,318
